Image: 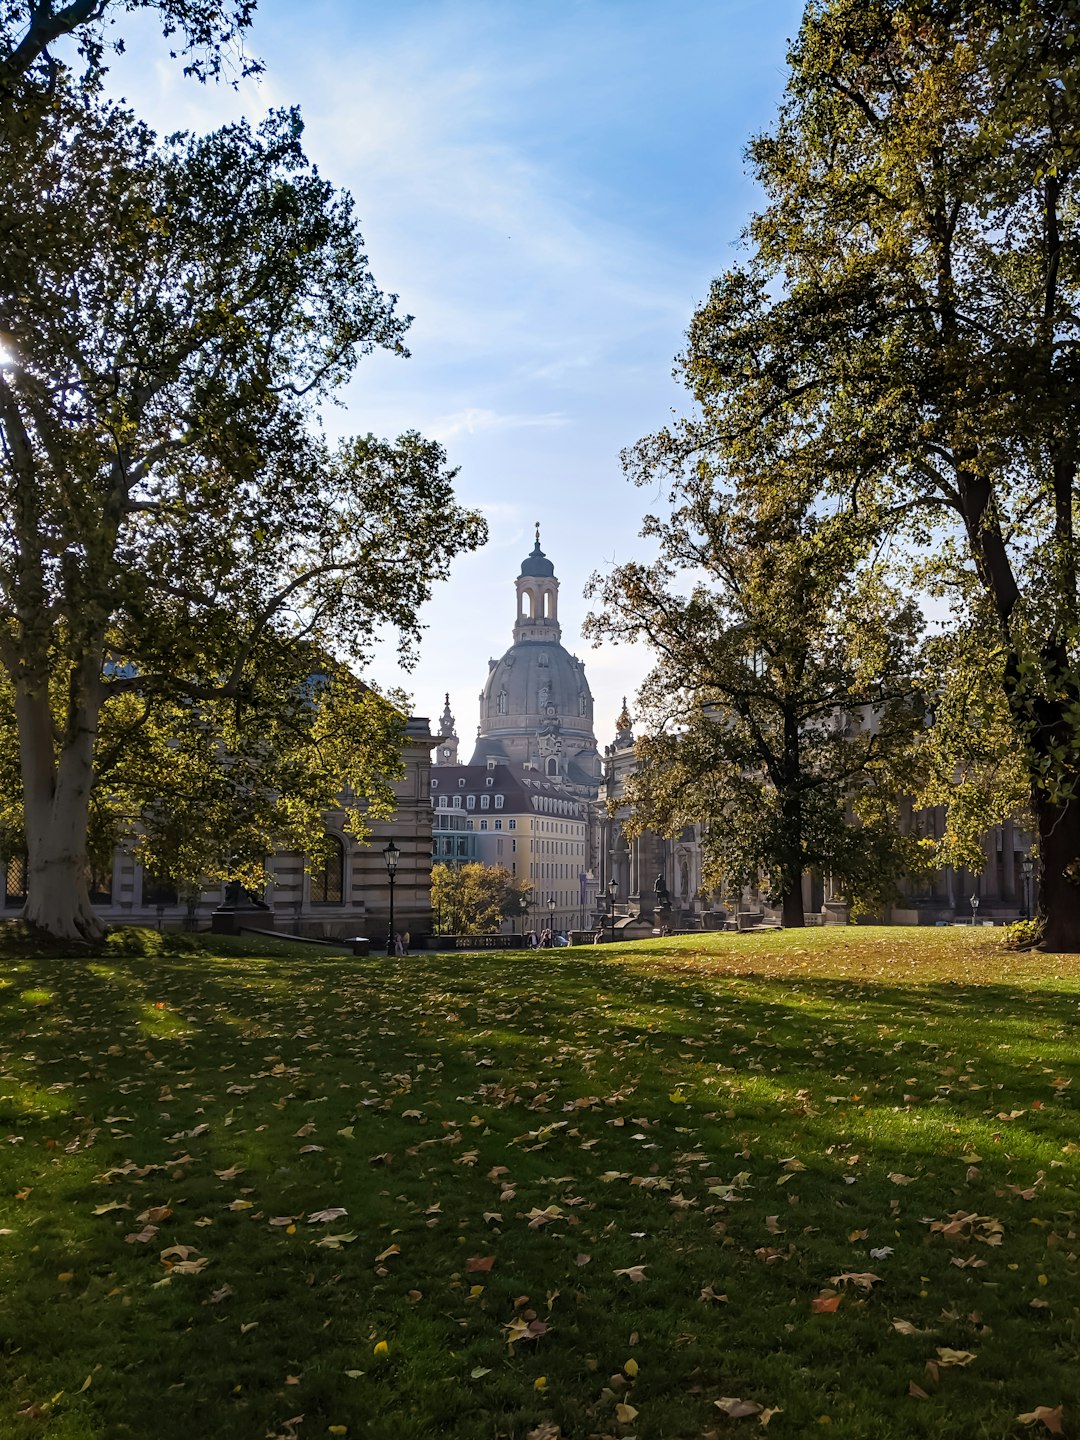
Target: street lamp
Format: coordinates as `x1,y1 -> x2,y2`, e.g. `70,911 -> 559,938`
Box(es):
548,893 -> 555,942
970,893 -> 980,926
383,839 -> 400,957
606,878 -> 617,942
1021,854 -> 1034,919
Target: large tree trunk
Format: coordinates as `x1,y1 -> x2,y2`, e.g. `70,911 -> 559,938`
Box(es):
14,667 -> 105,943
780,888 -> 805,928
1033,789 -> 1080,952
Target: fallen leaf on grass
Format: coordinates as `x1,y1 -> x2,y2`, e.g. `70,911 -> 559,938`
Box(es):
307,1208 -> 347,1224
811,1294 -> 841,1313
470,1366 -> 491,1380
316,1232 -> 357,1249
892,1319 -> 933,1337
615,1402 -> 638,1423
908,1382 -> 930,1400
374,1244 -> 401,1263
613,1266 -> 647,1283
935,1348 -> 976,1367
92,1202 -> 129,1216
715,1397 -> 763,1418
888,1173 -> 915,1186
1017,1406 -> 1065,1435
829,1272 -> 882,1290
207,1284 -> 233,1304
466,1255 -> 495,1273
125,1226 -> 158,1244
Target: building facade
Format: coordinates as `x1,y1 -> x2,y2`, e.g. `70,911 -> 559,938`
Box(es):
4,716 -> 440,942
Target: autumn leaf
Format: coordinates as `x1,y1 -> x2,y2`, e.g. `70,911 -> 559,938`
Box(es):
613,1265 -> 647,1283
307,1208 -> 347,1224
715,1397 -> 763,1418
811,1294 -> 842,1313
829,1272 -> 882,1290
615,1401 -> 638,1423
1017,1406 -> 1065,1436
935,1348 -> 976,1368
466,1255 -> 495,1272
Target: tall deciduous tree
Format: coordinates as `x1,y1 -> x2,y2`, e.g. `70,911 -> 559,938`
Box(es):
651,1 -> 1080,947
0,98 -> 485,940
587,482 -> 923,925
430,863 -> 531,936
0,0 -> 259,94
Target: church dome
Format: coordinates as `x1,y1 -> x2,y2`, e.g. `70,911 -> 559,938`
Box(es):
480,640 -> 593,732
519,536 -> 555,577
467,532 -> 601,790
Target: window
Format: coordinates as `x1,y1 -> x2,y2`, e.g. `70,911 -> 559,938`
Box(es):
511,839 -> 517,853
486,776 -> 494,787
480,819 -> 488,831
310,836 -> 345,905
458,777 -> 466,787
494,795 -> 503,809
466,819 -> 474,831
452,795 -> 461,809
143,869 -> 179,907
481,795 -> 490,810
438,795 -> 447,808
494,819 -> 502,831
508,819 -> 516,831
467,794 -> 475,809
431,778 -> 438,789
4,855 -> 27,907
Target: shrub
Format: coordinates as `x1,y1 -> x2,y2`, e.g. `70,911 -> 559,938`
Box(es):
1002,918 -> 1042,950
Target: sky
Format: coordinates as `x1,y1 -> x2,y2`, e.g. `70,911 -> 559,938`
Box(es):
103,0 -> 806,745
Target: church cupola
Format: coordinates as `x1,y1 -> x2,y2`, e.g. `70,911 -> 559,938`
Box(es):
513,522 -> 561,643
435,693 -> 459,766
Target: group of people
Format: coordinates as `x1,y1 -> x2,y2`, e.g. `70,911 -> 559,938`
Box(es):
526,928 -> 569,949
393,931 -> 410,956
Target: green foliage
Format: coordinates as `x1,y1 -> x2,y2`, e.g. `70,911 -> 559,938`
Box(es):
0,0 -> 261,93
101,925 -> 204,957
0,90 -> 485,935
430,863 -> 531,934
635,0 -> 1080,943
1002,917 -> 1044,951
589,429 -> 924,920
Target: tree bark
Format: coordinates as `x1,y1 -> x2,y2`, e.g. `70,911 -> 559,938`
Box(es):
1033,788 -> 1080,953
780,886 -> 805,928
14,665 -> 105,943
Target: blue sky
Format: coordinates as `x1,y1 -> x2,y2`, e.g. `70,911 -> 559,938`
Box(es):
105,0 -> 805,744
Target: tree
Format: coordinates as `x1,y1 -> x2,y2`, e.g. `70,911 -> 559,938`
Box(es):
650,1 -> 1080,947
0,99 -> 486,940
430,863 -> 531,936
0,0 -> 260,96
587,475 -> 923,925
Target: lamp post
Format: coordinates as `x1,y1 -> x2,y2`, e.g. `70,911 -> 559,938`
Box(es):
383,839 -> 400,957
970,893 -> 980,927
548,894 -> 555,942
606,878 -> 617,942
1021,855 -> 1034,919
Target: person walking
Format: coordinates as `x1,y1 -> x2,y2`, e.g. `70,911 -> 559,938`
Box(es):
401,930 -> 410,956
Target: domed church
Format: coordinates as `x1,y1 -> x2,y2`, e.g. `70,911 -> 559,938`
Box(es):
468,526 -> 601,797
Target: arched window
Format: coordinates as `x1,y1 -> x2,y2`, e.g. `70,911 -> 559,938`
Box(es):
496,690 -> 508,715
310,836 -> 345,905
546,758 -> 558,776
4,855 -> 27,907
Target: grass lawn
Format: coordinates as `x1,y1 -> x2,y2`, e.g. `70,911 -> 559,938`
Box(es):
0,926 -> 1078,1440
